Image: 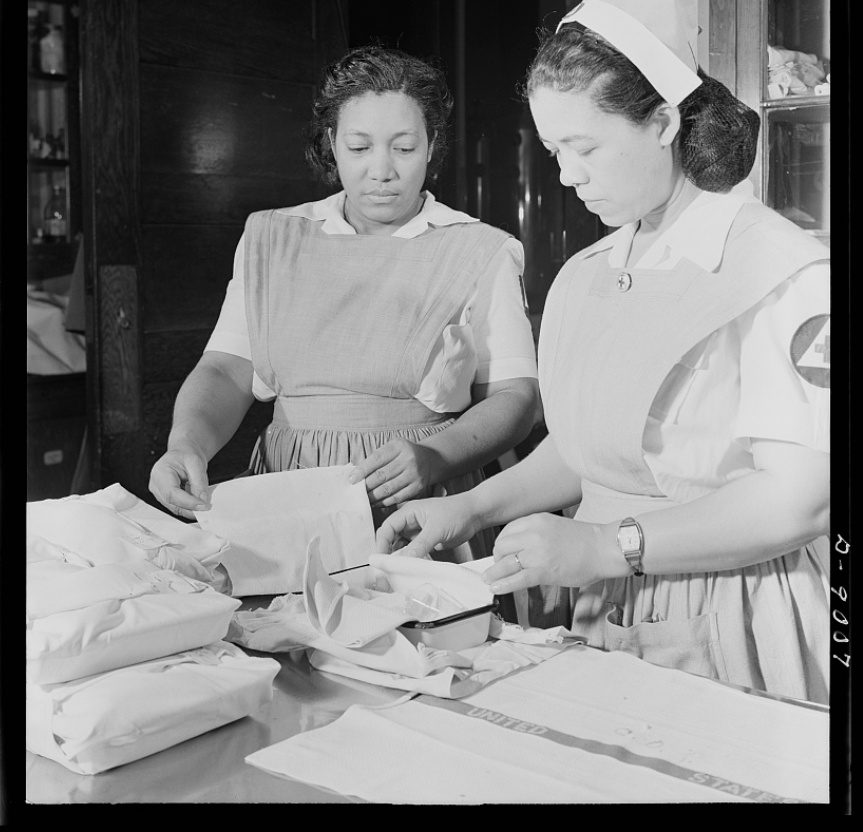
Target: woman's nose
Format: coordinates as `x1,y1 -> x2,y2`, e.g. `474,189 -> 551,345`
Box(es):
368,149 -> 396,181
557,155 -> 588,188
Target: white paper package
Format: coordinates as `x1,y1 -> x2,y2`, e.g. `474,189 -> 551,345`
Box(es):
27,641 -> 281,776
27,559 -> 241,685
193,466 -> 376,596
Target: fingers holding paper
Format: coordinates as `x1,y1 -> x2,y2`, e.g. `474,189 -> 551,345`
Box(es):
349,438 -> 440,507
375,493 -> 482,559
148,446 -> 211,520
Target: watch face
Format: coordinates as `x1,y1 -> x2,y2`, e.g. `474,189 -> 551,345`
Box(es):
618,525 -> 640,553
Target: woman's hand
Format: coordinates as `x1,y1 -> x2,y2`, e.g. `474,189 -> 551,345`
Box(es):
148,443 -> 211,520
349,438 -> 442,507
481,513 -> 617,594
375,492 -> 483,557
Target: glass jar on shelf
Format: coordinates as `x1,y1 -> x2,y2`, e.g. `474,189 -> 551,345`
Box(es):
42,185 -> 68,243
39,23 -> 66,75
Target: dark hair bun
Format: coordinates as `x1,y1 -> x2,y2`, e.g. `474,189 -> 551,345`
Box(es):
680,73 -> 761,192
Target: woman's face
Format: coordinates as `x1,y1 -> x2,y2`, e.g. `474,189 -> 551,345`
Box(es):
332,91 -> 430,235
529,85 -> 678,228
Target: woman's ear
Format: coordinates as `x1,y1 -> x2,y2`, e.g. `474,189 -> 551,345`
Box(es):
328,127 -> 336,154
427,131 -> 436,163
654,102 -> 682,148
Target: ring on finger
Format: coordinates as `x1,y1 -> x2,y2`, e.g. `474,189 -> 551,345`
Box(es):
513,553 -> 524,572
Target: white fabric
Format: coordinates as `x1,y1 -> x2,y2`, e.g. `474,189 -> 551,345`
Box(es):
227,548 -> 482,679
246,645 -> 828,804
193,465 -> 376,597
309,619 -> 581,699
204,191 -> 538,411
229,548 -> 578,697
558,0 -> 702,105
26,483 -> 230,584
27,287 -> 87,374
27,641 -> 280,776
27,559 -> 240,685
577,188 -> 830,503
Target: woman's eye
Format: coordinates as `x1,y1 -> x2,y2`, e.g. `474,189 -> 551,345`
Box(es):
347,146 -> 368,153
395,147 -> 417,154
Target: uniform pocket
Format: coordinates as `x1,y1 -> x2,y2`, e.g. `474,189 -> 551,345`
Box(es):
603,609 -> 730,682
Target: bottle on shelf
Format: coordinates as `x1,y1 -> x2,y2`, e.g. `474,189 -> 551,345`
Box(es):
39,24 -> 66,75
43,185 -> 68,243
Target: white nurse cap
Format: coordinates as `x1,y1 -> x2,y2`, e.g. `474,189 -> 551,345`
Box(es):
556,0 -> 702,105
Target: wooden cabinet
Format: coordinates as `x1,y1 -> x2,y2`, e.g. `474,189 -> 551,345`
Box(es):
27,0 -> 81,281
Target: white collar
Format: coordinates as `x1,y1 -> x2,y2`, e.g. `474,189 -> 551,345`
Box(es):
276,191 -> 479,238
577,180 -> 759,272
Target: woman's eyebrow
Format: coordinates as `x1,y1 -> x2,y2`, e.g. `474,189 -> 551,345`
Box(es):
537,132 -> 592,143
344,129 -> 420,139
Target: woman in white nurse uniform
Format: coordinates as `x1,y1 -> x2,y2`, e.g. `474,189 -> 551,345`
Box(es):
378,0 -> 831,704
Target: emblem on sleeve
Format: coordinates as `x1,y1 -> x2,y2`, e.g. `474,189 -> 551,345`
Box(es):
790,314 -> 830,388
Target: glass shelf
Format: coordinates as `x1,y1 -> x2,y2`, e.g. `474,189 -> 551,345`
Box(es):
762,0 -> 830,240
28,0 -> 74,255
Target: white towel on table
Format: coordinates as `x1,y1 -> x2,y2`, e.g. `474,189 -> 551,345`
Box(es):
246,646 -> 829,804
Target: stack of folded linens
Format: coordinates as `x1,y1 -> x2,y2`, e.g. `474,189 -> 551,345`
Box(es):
26,485 -> 281,775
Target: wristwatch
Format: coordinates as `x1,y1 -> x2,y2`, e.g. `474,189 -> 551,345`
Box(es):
617,517 -> 644,576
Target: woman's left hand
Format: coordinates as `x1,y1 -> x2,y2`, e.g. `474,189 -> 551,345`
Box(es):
349,439 -> 441,507
482,513 -> 610,594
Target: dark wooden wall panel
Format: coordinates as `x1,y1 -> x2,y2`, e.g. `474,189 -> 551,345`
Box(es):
139,0 -> 316,80
142,330 -> 212,386
141,173 -> 322,226
139,65 -> 314,180
141,225 -> 241,333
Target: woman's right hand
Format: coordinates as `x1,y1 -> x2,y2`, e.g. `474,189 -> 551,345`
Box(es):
148,444 -> 211,520
375,492 -> 483,558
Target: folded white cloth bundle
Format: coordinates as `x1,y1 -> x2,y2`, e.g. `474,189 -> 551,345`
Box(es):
27,641 -> 281,776
229,542 -> 581,697
228,541 -> 474,679
27,558 -> 241,685
308,621 -> 580,699
27,483 -> 230,584
766,44 -> 827,98
193,466 -> 376,597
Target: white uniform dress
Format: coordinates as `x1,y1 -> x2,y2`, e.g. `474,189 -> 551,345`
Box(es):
537,186 -> 830,703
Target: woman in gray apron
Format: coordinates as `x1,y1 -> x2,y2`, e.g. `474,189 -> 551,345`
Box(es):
149,46 -> 539,564
378,0 -> 830,704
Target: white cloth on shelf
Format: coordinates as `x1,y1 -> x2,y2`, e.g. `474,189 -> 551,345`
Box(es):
26,483 -> 230,584
27,558 -> 241,685
246,645 -> 829,804
194,466 -> 376,597
27,641 -> 280,776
